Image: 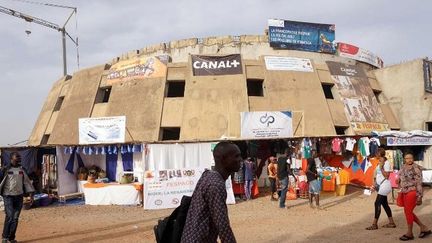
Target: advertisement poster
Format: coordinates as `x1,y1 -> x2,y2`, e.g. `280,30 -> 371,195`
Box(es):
241,111 -> 293,139
106,55 -> 169,85
337,42 -> 384,68
144,168 -> 235,210
268,18 -> 336,53
387,137 -> 432,146
264,56 -> 313,72
191,54 -> 242,76
78,116 -> 126,144
326,61 -> 389,134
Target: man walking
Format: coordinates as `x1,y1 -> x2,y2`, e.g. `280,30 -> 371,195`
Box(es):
181,141 -> 241,243
267,157 -> 278,201
277,149 -> 294,209
0,152 -> 35,243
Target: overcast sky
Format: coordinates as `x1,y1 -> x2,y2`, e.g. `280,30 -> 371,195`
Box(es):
0,0 -> 430,146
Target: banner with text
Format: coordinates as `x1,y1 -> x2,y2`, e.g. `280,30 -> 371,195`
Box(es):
387,137 -> 432,146
78,116 -> 126,144
268,19 -> 336,53
144,168 -> 235,210
107,55 -> 169,85
326,61 -> 389,134
264,56 -> 313,72
191,54 -> 242,76
241,111 -> 293,139
337,42 -> 384,68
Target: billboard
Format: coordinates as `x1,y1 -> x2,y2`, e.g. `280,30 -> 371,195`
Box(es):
191,54 -> 242,76
337,42 -> 384,68
326,61 -> 389,134
268,19 -> 336,53
241,111 -> 293,139
78,116 -> 126,144
264,56 -> 313,72
106,55 -> 169,85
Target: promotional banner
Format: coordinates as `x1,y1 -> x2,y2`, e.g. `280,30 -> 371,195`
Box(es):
337,42 -> 384,68
387,137 -> 432,146
106,55 -> 169,85
144,168 -> 235,210
78,116 -> 126,144
326,61 -> 389,134
264,56 -> 313,72
268,19 -> 336,53
191,54 -> 242,76
241,111 -> 293,139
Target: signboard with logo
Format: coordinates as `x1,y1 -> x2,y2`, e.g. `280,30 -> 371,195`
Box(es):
337,42 -> 384,68
106,55 -> 169,85
326,61 -> 389,134
78,116 -> 126,144
191,54 -> 242,76
387,137 -> 432,146
264,56 -> 313,72
268,19 -> 336,54
144,168 -> 235,210
240,111 -> 293,139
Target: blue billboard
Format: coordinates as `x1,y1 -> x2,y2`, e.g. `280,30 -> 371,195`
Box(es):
268,19 -> 336,54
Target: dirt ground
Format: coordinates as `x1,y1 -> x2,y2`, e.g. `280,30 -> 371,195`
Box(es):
2,186 -> 432,243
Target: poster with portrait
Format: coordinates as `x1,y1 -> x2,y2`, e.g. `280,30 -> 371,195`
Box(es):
326,61 -> 389,134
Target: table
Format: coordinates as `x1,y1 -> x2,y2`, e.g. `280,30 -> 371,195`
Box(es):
78,181 -> 142,205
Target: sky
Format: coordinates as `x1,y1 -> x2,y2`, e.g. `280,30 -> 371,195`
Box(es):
0,0 -> 430,146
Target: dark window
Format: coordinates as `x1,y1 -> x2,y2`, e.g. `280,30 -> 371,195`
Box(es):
53,96 -> 64,111
426,122 -> 432,131
161,127 -> 181,140
247,79 -> 264,96
374,91 -> 381,103
424,60 -> 432,93
335,126 -> 347,135
95,87 -> 112,103
166,81 -> 185,97
322,84 -> 334,99
41,134 -> 50,145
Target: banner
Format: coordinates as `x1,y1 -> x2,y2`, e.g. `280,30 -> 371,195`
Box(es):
144,168 -> 235,210
268,19 -> 336,53
241,111 -> 293,139
191,54 -> 242,76
78,116 -> 126,144
106,55 -> 169,85
387,137 -> 432,146
326,61 -> 388,134
337,42 -> 384,68
264,56 -> 313,72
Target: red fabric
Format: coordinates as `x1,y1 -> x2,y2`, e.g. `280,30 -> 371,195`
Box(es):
232,181 -> 259,198
301,159 -> 308,173
402,190 -> 419,225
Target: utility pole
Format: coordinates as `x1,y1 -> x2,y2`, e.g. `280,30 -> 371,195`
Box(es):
0,5 -> 78,76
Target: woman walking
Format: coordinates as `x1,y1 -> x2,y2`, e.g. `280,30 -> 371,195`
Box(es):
397,152 -> 431,241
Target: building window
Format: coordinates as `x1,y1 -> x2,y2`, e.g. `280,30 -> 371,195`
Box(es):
335,126 -> 347,135
424,60 -> 432,93
166,80 -> 185,97
374,91 -> 381,103
161,127 -> 181,140
247,79 -> 264,97
426,122 -> 432,131
95,87 -> 112,103
322,84 -> 334,99
53,96 -> 64,111
41,134 -> 50,145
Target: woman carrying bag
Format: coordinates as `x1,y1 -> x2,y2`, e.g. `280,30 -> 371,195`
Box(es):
397,152 -> 431,241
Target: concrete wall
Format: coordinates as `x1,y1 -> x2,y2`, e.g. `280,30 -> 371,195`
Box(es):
373,59 -> 432,130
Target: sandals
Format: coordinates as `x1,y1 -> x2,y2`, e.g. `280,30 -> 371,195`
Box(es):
366,224 -> 378,230
399,235 -> 414,241
382,223 -> 397,228
419,230 -> 432,238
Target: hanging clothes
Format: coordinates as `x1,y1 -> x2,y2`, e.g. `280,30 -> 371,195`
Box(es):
301,138 -> 312,159
369,137 -> 381,157
358,137 -> 370,157
345,138 -> 357,151
332,138 -> 344,154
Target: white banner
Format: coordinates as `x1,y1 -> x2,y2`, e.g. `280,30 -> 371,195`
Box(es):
337,42 -> 384,68
144,168 -> 235,210
241,111 -> 293,139
387,136 -> 432,146
264,56 -> 313,72
78,116 -> 126,144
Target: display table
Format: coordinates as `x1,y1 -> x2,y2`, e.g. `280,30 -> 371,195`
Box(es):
78,181 -> 142,205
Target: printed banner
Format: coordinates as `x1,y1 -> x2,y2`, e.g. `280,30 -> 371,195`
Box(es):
106,55 -> 169,85
387,137 -> 432,146
191,54 -> 242,76
326,61 -> 389,134
337,42 -> 384,68
241,111 -> 293,139
264,56 -> 313,72
144,168 -> 235,210
78,116 -> 126,144
268,19 -> 336,53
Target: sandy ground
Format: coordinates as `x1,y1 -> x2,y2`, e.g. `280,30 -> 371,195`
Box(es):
1,186 -> 432,243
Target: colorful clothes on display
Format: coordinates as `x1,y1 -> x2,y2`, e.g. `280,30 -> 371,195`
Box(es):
358,137 -> 370,157
302,138 -> 312,159
331,138 -> 344,154
345,138 -> 357,151
233,161 -> 244,184
369,137 -> 381,157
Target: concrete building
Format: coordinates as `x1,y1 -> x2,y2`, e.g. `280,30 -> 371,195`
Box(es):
28,35 -> 400,146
